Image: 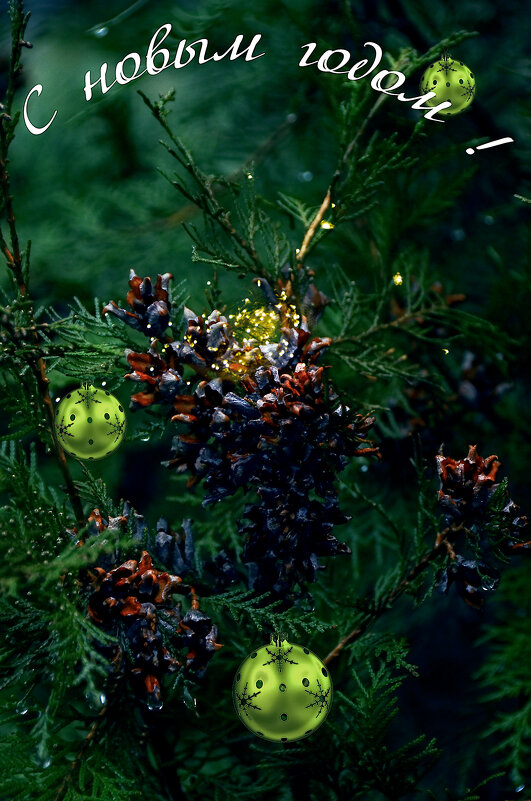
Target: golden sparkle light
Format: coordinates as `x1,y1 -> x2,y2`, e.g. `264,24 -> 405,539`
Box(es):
393,272 -> 403,286
183,291 -> 301,377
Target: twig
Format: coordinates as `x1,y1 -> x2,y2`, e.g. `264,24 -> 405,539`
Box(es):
0,2 -> 85,529
138,90 -> 274,283
296,188 -> 331,263
53,704 -> 108,801
324,526 -> 460,664
331,308 -> 434,346
295,91 -> 388,265
0,127 -> 24,290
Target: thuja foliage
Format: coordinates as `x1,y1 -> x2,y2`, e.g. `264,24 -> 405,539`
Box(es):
0,1 -> 530,800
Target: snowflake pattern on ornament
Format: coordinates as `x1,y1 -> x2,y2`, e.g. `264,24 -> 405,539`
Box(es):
106,413 -> 126,442
74,386 -> 101,409
461,78 -> 476,102
56,415 -> 75,442
262,644 -> 298,673
436,53 -> 456,75
235,681 -> 262,717
304,677 -> 331,718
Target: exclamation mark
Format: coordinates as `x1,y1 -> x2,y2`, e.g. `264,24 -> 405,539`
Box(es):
466,137 -> 514,155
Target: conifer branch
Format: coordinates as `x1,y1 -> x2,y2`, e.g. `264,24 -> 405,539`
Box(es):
138,90 -> 275,283
294,33 -> 474,266
332,307 -> 434,345
0,128 -> 24,292
52,703 -> 108,801
324,525 -> 461,664
296,187 -> 331,263
295,88 -> 390,264
0,1 -> 85,529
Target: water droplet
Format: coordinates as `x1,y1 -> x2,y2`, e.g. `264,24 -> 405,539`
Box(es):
99,693 -> 107,706
515,785 -> 525,793
93,26 -> 109,38
36,751 -> 51,769
16,701 -> 28,715
147,698 -> 163,712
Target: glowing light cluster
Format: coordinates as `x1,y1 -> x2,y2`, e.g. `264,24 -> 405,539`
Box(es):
393,272 -> 403,286
181,291 -> 302,377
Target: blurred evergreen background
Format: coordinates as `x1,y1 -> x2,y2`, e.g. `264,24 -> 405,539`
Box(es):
1,0 -> 530,798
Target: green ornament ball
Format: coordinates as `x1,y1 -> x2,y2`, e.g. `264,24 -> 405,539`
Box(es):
233,638 -> 333,742
55,385 -> 126,460
420,53 -> 476,116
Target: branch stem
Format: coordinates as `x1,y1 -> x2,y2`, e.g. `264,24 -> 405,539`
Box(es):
324,526 -> 460,665
295,91 -> 389,264
53,704 -> 108,801
0,3 -> 85,529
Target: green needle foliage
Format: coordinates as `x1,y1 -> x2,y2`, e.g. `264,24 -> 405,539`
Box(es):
0,1 -> 530,800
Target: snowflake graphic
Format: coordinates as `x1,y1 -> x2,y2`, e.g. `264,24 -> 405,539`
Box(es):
235,681 -> 262,717
460,78 -> 475,102
262,644 -> 298,673
436,54 -> 456,76
75,387 -> 101,409
106,414 -> 125,442
304,678 -> 331,718
56,415 -> 75,443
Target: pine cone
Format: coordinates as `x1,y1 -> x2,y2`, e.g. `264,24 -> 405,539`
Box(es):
436,445 -> 502,527
166,360 -> 378,602
104,270 -> 173,338
436,555 -> 500,610
80,507 -> 221,707
435,446 -> 529,608
105,275 -> 378,603
124,307 -> 331,411
436,445 -> 527,543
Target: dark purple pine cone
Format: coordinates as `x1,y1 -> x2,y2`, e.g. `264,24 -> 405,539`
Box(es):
436,555 -> 500,610
104,270 -> 173,338
123,308 -> 331,411
436,445 -> 528,543
79,508 -> 221,708
165,361 -> 378,601
435,446 -> 529,608
436,445 -> 502,527
105,274 -> 379,602
167,363 -> 378,500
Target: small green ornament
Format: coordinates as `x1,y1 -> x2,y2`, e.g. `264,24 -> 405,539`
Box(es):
233,637 -> 333,742
55,385 -> 126,460
420,53 -> 476,116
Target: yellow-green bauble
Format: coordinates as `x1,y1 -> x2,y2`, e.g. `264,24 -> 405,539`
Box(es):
420,54 -> 476,116
233,639 -> 333,742
54,385 -> 126,460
